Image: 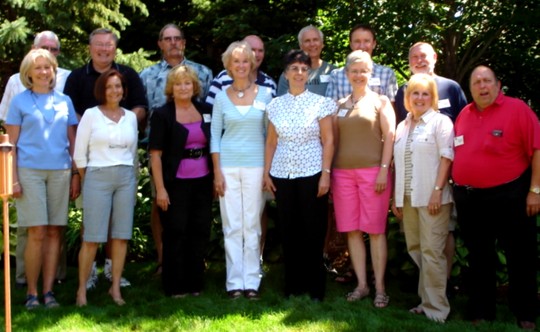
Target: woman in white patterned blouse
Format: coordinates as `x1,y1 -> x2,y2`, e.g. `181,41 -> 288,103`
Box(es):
264,50 -> 337,301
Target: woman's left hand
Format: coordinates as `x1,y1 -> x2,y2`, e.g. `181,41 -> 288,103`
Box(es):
70,174 -> 81,200
317,172 -> 330,197
428,190 -> 443,215
375,168 -> 388,194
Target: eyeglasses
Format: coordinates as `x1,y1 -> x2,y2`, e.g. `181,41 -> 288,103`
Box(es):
41,46 -> 59,53
161,36 -> 183,42
92,43 -> 116,49
288,65 -> 310,73
347,69 -> 370,75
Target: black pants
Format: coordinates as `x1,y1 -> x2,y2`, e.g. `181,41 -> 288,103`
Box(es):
273,173 -> 328,301
453,171 -> 538,321
160,175 -> 213,296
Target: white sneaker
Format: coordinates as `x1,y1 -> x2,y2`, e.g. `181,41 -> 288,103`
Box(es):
86,262 -> 98,290
104,259 -> 131,287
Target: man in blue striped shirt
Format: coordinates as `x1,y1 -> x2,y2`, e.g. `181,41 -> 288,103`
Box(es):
205,35 -> 276,106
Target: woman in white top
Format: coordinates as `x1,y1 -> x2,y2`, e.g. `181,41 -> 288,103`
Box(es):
392,74 -> 454,322
74,69 -> 138,306
264,50 -> 336,301
211,41 -> 273,300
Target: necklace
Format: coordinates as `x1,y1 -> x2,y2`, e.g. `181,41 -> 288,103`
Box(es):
351,93 -> 367,105
231,81 -> 252,98
100,106 -> 123,122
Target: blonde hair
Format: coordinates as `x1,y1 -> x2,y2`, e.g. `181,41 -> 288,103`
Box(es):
19,49 -> 57,90
164,65 -> 201,102
404,73 -> 439,112
221,41 -> 256,78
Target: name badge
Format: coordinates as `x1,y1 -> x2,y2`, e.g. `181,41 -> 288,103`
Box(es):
253,100 -> 266,111
369,77 -> 381,86
454,135 -> 464,147
203,114 -> 212,123
438,98 -> 451,109
337,108 -> 349,117
320,75 -> 330,83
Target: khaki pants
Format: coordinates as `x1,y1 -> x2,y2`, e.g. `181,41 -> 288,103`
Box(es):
402,196 -> 451,321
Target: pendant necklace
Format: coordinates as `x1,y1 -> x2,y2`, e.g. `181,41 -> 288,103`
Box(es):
231,81 -> 252,99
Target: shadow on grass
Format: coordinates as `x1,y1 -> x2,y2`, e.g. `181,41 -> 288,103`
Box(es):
1,260 -> 532,332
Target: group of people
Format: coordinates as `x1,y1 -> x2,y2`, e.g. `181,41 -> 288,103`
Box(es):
0,22 -> 537,330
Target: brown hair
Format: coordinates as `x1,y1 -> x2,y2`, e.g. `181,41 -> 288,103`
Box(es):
94,69 -> 127,104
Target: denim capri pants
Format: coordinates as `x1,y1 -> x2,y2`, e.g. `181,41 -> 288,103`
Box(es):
82,165 -> 136,242
16,168 -> 71,227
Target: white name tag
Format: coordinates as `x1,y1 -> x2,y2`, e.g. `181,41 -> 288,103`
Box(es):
203,114 -> 212,123
253,100 -> 266,111
438,98 -> 451,109
320,75 -> 330,83
337,108 -> 349,117
454,135 -> 464,147
369,77 -> 381,86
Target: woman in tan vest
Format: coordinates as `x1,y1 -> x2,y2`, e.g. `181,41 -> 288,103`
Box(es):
331,50 -> 395,308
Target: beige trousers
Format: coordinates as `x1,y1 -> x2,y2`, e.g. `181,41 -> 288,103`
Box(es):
402,196 -> 451,321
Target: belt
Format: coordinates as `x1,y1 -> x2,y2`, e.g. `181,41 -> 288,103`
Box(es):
183,148 -> 207,159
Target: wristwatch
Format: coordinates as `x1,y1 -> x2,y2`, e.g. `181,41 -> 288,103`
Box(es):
530,187 -> 540,194
434,186 -> 443,191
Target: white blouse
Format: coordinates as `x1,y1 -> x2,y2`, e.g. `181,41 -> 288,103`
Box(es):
394,109 -> 454,207
74,106 -> 138,168
267,90 -> 336,179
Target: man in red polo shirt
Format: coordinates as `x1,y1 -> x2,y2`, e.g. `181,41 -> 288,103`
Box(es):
452,65 -> 539,330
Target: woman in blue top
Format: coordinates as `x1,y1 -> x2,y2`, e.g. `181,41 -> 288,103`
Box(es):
211,41 -> 273,300
6,49 -> 79,309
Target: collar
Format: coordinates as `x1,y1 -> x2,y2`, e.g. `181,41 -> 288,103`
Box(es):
470,91 -> 504,112
85,60 -> 120,75
406,108 -> 436,124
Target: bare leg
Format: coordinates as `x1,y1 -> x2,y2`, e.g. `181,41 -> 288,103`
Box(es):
76,241 -> 99,306
347,231 -> 368,290
370,233 -> 387,294
25,226 -> 46,296
41,226 -> 62,295
109,238 -> 127,305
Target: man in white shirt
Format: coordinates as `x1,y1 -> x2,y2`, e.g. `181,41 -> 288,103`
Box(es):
0,30 -> 71,288
0,31 -> 70,120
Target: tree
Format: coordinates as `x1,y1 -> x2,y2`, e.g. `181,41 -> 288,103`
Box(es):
0,0 -> 149,89
316,0 -> 540,108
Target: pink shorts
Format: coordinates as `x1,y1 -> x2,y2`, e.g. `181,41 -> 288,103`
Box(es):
331,167 -> 392,234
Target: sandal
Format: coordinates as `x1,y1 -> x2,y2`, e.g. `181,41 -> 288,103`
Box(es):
43,291 -> 59,309
227,289 -> 243,299
244,289 -> 260,300
346,287 -> 369,302
25,294 -> 40,310
373,292 -> 389,308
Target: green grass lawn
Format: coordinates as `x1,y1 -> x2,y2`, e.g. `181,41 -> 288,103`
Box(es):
0,260 -> 533,331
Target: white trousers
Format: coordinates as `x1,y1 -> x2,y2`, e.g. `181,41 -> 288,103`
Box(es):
219,167 -> 263,291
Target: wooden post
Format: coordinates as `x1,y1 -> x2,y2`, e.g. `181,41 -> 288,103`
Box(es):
0,133 -> 13,332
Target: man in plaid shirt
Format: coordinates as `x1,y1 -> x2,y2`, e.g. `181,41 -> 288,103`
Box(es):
325,24 -> 397,104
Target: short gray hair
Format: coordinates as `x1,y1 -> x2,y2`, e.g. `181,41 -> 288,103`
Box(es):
297,25 -> 324,47
33,31 -> 60,49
